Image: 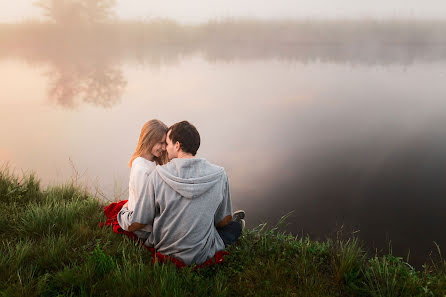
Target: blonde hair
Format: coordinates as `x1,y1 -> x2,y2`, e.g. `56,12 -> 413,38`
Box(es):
129,119 -> 168,167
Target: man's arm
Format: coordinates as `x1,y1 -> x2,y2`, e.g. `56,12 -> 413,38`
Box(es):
215,174 -> 233,228
119,202 -> 147,232
117,207 -> 147,231
128,222 -> 147,232
117,173 -> 156,232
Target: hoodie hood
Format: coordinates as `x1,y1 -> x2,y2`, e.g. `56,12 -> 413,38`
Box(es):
156,158 -> 225,199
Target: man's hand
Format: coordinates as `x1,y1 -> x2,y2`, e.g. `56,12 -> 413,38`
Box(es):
128,222 -> 147,232
122,201 -> 128,208
216,215 -> 232,228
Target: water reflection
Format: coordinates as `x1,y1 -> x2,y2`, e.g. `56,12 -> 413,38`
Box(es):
214,87 -> 446,267
239,125 -> 446,266
46,61 -> 126,108
1,21 -> 446,108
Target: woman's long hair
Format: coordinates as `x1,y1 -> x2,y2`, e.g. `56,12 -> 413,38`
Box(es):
129,119 -> 168,167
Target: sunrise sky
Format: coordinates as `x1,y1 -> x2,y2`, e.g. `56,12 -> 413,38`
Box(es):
1,0 -> 446,23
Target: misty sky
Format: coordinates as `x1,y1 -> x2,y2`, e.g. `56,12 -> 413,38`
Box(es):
1,0 -> 446,23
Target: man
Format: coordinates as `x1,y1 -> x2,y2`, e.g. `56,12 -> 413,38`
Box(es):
117,121 -> 244,265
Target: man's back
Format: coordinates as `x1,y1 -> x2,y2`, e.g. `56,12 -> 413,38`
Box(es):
144,158 -> 232,265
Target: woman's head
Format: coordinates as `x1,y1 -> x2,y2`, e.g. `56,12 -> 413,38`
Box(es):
129,119 -> 168,166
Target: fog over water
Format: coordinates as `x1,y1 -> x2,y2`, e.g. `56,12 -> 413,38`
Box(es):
3,0 -> 446,22
1,16 -> 446,266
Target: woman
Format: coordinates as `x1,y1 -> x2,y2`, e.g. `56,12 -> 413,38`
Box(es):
118,119 -> 168,240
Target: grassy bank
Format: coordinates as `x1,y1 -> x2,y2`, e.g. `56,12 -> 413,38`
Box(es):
0,168 -> 445,297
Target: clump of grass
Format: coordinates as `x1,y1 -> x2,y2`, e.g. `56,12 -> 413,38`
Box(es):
364,254 -> 418,296
217,215 -> 341,296
0,166 -> 42,205
418,243 -> 446,297
332,237 -> 366,288
0,168 -> 445,296
89,244 -> 117,276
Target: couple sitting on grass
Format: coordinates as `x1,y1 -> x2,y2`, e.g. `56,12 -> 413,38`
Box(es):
117,119 -> 245,266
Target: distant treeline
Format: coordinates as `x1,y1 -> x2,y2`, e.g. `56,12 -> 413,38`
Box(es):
2,19 -> 446,44
1,19 -> 446,65
2,19 -> 446,45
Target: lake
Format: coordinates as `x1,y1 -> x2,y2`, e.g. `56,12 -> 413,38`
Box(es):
1,21 -> 446,266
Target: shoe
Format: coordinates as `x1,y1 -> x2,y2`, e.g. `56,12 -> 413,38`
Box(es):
239,219 -> 246,231
232,210 -> 246,231
232,210 -> 245,221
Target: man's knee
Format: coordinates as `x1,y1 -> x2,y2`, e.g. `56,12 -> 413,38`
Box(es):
218,221 -> 242,246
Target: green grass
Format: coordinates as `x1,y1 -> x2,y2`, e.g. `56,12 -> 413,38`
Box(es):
1,168 -> 445,297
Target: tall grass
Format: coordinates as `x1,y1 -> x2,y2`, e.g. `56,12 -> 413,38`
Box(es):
0,168 -> 445,296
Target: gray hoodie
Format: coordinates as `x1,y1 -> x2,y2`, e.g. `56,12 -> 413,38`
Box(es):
123,158 -> 232,265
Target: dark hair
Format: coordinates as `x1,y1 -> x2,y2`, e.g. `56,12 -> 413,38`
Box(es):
168,121 -> 200,156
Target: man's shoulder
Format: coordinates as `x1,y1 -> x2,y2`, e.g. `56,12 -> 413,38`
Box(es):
149,163 -> 177,182
198,158 -> 226,172
153,158 -> 227,182
148,166 -> 162,181
153,161 -> 174,176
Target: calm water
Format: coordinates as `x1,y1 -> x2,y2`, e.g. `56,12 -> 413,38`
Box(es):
1,37 -> 446,266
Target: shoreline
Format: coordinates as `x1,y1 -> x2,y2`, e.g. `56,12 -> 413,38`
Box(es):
1,169 -> 445,296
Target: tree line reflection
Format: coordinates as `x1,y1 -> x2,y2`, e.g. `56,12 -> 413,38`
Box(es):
1,19 -> 446,108
45,58 -> 126,108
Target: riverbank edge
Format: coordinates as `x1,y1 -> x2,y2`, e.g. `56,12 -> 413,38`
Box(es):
0,169 -> 445,296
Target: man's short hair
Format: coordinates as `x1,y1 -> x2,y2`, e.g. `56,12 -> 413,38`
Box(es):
168,121 -> 200,156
